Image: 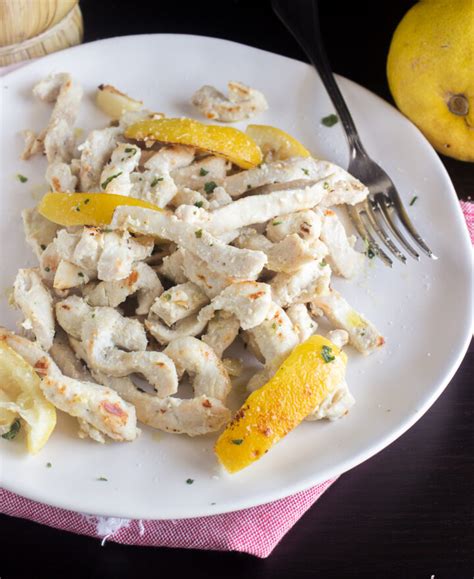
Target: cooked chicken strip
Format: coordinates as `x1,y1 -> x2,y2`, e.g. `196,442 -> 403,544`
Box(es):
319,209 -> 365,278
164,337 -> 231,402
49,330 -> 105,442
158,250 -> 187,284
46,161 -> 78,192
150,282 -> 209,327
83,262 -> 163,315
73,359 -> 230,436
311,290 -> 384,354
56,297 -> 178,397
235,229 -> 325,274
0,328 -> 138,442
266,209 -> 322,243
327,329 -> 349,349
78,126 -> 121,191
111,207 -> 267,280
222,157 -> 367,201
270,260 -> 331,307
191,81 -> 268,122
25,73 -> 83,164
286,303 -> 318,342
198,280 -> 272,330
13,269 -> 55,351
53,227 -> 154,283
202,311 -> 240,358
180,249 -> 236,298
99,143 -> 141,195
22,207 -> 60,260
306,380 -> 355,421
145,313 -> 208,346
171,156 -> 228,190
246,302 -> 299,392
53,260 -> 91,290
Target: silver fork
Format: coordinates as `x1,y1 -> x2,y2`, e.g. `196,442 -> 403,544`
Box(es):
273,0 -> 436,266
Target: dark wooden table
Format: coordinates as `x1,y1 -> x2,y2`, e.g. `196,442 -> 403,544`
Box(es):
1,2 -> 472,578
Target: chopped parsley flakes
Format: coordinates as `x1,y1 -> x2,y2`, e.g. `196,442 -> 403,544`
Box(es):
301,168 -> 310,176
409,196 -> 418,206
204,181 -> 217,194
46,462 -> 52,468
151,176 -> 163,187
17,174 -> 28,183
97,477 -> 108,481
321,114 -> 339,127
199,167 -> 209,176
2,419 -> 21,440
321,345 -> 335,363
101,171 -> 123,190
194,201 -> 204,208
162,293 -> 172,301
195,229 -> 203,238
186,478 -> 194,485
231,439 -> 243,445
272,220 -> 282,226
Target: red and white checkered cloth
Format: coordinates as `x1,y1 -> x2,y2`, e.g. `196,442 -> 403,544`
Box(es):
0,58 -> 472,558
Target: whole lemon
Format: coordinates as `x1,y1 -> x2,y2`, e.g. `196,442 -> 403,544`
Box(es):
387,0 -> 473,162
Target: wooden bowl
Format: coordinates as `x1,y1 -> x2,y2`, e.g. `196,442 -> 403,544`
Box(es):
0,2 -> 83,66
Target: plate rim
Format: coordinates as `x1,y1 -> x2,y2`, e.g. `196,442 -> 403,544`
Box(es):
1,32 -> 472,520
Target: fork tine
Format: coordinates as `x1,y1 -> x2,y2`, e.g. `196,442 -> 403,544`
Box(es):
362,199 -> 407,263
374,193 -> 420,260
388,189 -> 437,259
347,204 -> 393,267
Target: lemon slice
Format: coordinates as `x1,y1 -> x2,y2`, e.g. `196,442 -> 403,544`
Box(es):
0,341 -> 56,454
125,118 -> 263,169
246,124 -> 311,160
215,335 -> 346,473
38,192 -> 162,227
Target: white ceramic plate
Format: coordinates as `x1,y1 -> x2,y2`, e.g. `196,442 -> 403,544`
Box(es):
0,34 -> 472,520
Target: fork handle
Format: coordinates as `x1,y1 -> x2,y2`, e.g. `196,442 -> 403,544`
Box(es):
273,0 -> 367,160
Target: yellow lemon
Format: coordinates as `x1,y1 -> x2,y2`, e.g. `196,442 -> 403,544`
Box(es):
215,335 -> 346,473
125,118 -> 263,169
387,0 -> 474,162
246,124 -> 311,160
38,192 -> 162,227
0,341 -> 56,454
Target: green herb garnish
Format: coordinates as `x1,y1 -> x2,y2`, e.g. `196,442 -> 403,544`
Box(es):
194,201 -> 204,208
321,345 -> 335,363
247,184 -> 252,190
204,181 -> 217,194
2,419 -> 21,440
199,168 -> 209,176
272,221 -> 282,226
231,439 -> 243,445
320,259 -> 327,267
195,229 -> 203,238
323,181 -> 330,190
40,244 -> 46,250
162,293 -> 172,301
321,114 -> 339,127
46,462 -> 52,468
44,266 -> 51,272
101,171 -> 123,190
409,196 -> 418,206
84,198 -> 91,205
97,477 -> 108,481
17,174 -> 28,183
124,147 -> 136,154
301,168 -> 310,176
78,272 -> 84,278
151,176 -> 163,187
186,478 -> 194,485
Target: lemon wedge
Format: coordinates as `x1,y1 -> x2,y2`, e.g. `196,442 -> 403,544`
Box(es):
215,335 -> 346,473
246,124 -> 311,160
38,192 -> 162,227
125,118 -> 263,169
0,340 -> 56,454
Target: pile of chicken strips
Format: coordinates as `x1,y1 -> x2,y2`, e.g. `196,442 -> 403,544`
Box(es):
0,74 -> 384,472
